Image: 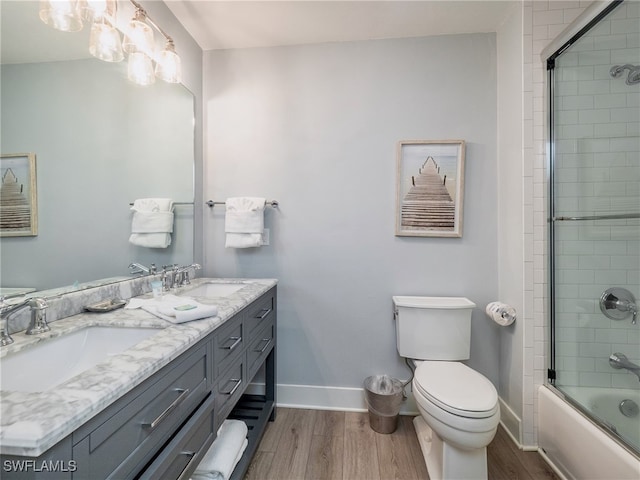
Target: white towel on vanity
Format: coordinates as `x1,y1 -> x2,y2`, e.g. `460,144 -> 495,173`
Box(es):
125,295 -> 218,324
224,197 -> 266,248
191,420 -> 249,480
129,198 -> 174,248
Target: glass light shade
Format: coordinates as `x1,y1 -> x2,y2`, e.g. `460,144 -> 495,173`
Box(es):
128,52 -> 155,86
122,11 -> 154,55
81,0 -> 116,22
155,44 -> 182,83
89,20 -> 123,62
39,0 -> 83,32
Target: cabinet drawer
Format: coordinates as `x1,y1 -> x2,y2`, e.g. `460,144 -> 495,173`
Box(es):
214,359 -> 245,427
138,394 -> 216,480
245,292 -> 275,340
247,319 -> 275,379
72,345 -> 208,480
214,315 -> 245,376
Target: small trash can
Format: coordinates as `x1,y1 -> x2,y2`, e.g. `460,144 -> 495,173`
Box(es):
364,375 -> 404,434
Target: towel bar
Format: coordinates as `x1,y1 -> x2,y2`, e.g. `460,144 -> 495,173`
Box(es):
206,200 -> 279,208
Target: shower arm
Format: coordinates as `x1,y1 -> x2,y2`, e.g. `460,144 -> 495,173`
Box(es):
609,64 -> 640,85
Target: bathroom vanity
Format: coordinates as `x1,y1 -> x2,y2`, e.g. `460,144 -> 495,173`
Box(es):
0,278 -> 277,480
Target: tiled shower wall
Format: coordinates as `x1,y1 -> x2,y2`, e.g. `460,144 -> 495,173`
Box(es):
526,0 -> 639,446
525,0 -> 589,447
553,0 -> 640,389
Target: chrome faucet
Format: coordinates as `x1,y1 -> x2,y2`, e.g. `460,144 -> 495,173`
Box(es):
609,353 -> 640,382
176,263 -> 202,287
0,296 -> 50,346
129,262 -> 156,275
161,263 -> 202,290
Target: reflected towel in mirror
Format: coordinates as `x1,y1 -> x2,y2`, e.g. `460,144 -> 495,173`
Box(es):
129,198 -> 174,248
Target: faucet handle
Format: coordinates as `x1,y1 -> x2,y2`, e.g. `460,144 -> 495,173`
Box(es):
26,298 -> 49,336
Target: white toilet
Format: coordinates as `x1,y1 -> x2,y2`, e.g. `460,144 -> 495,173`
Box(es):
392,296 -> 500,480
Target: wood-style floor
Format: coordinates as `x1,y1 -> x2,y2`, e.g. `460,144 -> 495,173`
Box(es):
244,408 -> 559,480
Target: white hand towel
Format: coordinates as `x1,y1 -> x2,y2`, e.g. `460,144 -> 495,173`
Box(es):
125,295 -> 218,324
129,198 -> 175,248
225,197 -> 265,248
192,420 -> 248,480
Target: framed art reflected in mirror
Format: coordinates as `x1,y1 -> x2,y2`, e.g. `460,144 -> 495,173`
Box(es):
0,153 -> 38,237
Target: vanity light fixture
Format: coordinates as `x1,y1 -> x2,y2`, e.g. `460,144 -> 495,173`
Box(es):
38,0 -> 182,86
89,17 -> 124,62
39,0 -> 83,32
122,6 -> 153,55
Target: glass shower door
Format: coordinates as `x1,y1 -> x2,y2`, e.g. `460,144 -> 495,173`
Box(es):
548,0 -> 640,454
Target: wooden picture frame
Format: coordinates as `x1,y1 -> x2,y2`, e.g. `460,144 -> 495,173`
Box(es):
396,140 -> 465,238
1,153 -> 38,237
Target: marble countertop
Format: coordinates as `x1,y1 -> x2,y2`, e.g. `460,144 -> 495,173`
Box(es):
0,278 -> 277,457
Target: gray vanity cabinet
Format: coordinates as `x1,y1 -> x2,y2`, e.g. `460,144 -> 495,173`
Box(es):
0,286 -> 277,480
72,342 -> 211,479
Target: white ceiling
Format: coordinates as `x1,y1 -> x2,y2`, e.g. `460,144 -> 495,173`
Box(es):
164,1 -> 515,51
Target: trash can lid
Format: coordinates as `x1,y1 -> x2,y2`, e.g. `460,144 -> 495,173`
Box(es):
364,375 -> 403,394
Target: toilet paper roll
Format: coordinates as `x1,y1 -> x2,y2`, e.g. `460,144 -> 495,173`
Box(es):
486,302 -> 516,326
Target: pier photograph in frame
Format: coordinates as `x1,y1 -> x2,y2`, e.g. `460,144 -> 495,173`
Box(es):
395,140 -> 465,238
0,153 -> 38,237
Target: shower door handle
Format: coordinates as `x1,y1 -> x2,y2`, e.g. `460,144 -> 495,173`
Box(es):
600,288 -> 638,325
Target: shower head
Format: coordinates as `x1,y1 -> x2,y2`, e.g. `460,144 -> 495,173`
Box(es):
609,64 -> 640,85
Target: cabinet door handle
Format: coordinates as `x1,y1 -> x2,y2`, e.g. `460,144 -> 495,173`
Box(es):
221,378 -> 242,396
254,307 -> 272,319
254,338 -> 272,353
177,450 -> 199,480
222,336 -> 242,351
144,388 -> 190,430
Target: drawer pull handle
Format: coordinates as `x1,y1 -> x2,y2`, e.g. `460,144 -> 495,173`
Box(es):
177,450 -> 199,480
255,307 -> 272,319
145,388 -> 190,430
255,338 -> 272,353
221,378 -> 242,396
222,336 -> 242,351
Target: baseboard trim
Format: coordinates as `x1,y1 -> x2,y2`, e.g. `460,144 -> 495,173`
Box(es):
247,382 -> 419,415
498,397 -> 521,444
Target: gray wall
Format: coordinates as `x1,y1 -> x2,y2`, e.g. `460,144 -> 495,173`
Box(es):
203,33 -> 500,391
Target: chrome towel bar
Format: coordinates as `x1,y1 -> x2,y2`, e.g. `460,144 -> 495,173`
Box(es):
206,200 -> 279,208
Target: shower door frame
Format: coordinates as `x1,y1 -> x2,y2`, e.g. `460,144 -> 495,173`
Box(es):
547,0 -> 624,384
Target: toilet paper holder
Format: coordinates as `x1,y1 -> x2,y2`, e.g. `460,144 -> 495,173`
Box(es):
485,302 -> 517,326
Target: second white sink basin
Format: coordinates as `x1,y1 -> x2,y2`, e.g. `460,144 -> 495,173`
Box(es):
0,326 -> 162,393
184,282 -> 246,297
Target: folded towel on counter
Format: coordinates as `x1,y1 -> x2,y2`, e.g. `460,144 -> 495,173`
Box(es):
129,198 -> 174,248
225,197 -> 265,248
125,295 -> 218,324
191,420 -> 249,480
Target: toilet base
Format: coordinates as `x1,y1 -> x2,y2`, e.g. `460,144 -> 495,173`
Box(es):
413,416 -> 488,480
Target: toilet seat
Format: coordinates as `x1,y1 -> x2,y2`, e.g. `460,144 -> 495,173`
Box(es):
413,361 -> 498,419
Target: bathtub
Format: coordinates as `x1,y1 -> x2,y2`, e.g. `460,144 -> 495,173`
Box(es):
539,385 -> 640,480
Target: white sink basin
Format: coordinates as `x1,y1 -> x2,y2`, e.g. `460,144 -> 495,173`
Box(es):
0,326 -> 162,393
184,283 -> 246,297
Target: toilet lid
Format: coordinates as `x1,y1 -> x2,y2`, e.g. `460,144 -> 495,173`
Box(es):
414,362 -> 498,418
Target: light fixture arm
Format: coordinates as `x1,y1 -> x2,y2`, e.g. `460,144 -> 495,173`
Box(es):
129,0 -> 175,45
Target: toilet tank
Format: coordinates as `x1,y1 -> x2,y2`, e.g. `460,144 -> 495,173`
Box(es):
392,296 -> 476,360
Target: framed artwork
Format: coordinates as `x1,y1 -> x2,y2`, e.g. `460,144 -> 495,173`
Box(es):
0,153 -> 38,237
396,140 -> 465,238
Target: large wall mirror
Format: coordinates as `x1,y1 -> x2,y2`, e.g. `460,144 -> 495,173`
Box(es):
0,1 -> 195,295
